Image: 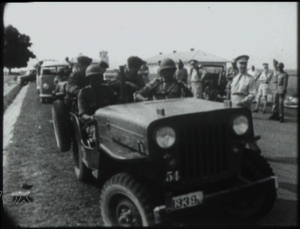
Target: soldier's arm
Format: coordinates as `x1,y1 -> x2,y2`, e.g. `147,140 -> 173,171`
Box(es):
254,72 -> 261,81
283,73 -> 289,93
241,77 -> 256,103
66,73 -> 81,95
265,72 -> 273,84
179,81 -> 193,97
78,89 -> 93,117
134,79 -> 157,102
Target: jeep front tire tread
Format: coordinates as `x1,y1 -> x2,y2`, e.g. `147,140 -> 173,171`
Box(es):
100,173 -> 154,226
223,150 -> 277,221
52,100 -> 71,152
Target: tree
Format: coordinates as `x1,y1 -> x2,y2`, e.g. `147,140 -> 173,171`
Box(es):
4,25 -> 36,74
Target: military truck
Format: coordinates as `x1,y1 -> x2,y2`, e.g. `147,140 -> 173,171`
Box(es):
52,67 -> 277,226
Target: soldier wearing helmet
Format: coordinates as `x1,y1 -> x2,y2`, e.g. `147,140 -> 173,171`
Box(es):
78,64 -> 118,119
134,58 -> 193,101
268,62 -> 289,122
66,55 -> 93,97
109,56 -> 145,102
190,59 -> 207,99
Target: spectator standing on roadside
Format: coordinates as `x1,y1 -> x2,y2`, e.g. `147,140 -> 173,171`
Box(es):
225,59 -> 239,99
253,63 -> 273,113
190,60 -> 207,99
247,65 -> 257,77
175,59 -> 188,85
230,55 -> 256,110
268,62 -> 289,123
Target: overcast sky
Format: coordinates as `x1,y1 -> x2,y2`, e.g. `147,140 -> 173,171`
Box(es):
4,2 -> 297,69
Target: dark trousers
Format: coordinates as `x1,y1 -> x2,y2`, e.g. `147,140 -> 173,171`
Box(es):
272,93 -> 285,117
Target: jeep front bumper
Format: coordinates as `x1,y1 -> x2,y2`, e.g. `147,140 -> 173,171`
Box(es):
153,176 -> 278,224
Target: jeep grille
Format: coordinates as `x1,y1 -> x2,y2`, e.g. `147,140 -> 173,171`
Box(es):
179,124 -> 228,182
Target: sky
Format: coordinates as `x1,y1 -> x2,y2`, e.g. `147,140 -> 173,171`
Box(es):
3,2 -> 298,70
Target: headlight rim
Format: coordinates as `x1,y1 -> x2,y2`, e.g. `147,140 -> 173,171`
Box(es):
43,83 -> 49,90
153,126 -> 176,149
231,114 -> 250,136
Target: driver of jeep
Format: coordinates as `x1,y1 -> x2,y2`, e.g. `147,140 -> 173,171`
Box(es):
134,58 -> 193,101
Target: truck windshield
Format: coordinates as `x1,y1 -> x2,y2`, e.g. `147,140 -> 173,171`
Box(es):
42,66 -> 66,75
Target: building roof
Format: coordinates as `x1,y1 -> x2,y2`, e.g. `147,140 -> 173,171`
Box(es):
145,49 -> 230,65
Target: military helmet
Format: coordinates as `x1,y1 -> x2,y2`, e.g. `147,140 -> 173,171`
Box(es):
85,64 -> 103,77
158,58 -> 177,72
277,62 -> 284,68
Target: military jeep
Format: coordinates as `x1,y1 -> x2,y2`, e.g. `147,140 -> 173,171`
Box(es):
52,88 -> 278,226
200,65 -> 227,101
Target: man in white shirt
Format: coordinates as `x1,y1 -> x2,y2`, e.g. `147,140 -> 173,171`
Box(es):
247,65 -> 257,77
252,63 -> 273,113
230,55 -> 256,110
190,60 -> 207,99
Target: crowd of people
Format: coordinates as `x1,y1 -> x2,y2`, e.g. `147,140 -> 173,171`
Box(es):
51,53 -> 289,124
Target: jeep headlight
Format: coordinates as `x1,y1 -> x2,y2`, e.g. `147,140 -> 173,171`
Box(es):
233,115 -> 249,135
155,126 -> 176,149
43,83 -> 49,89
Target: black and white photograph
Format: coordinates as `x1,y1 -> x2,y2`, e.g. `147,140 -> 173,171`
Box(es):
2,2 -> 297,227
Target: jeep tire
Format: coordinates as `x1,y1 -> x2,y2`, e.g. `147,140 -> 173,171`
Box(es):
100,173 -> 154,226
72,135 -> 92,182
52,100 -> 71,152
223,150 -> 277,221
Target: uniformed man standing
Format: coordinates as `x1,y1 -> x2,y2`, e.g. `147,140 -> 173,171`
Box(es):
230,55 -> 256,110
268,62 -> 289,122
66,55 -> 93,97
190,60 -> 207,99
225,59 -> 239,99
134,58 -> 193,101
252,63 -> 273,113
175,59 -> 188,85
109,56 -> 145,102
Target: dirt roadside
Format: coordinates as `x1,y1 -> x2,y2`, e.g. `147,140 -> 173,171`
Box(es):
3,83 -> 102,227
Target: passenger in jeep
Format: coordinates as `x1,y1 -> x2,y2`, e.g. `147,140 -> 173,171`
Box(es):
78,63 -> 118,120
134,58 -> 193,101
109,56 -> 145,102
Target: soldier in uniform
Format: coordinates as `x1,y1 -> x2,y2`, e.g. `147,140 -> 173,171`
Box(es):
175,59 -> 188,85
252,63 -> 273,113
134,58 -> 193,101
109,56 -> 145,102
225,59 -> 239,99
190,60 -> 207,99
268,62 -> 289,122
139,61 -> 150,85
66,55 -> 93,97
77,64 -> 119,147
230,55 -> 256,110
78,64 -> 119,119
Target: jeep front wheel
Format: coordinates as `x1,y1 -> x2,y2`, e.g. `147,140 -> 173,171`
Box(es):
223,150 -> 277,221
100,173 -> 154,226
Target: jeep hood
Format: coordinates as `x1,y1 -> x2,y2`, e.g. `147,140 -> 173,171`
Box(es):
94,98 -> 227,129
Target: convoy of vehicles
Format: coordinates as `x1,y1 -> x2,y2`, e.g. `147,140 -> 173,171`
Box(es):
36,61 -> 69,103
17,68 -> 37,86
50,65 -> 278,226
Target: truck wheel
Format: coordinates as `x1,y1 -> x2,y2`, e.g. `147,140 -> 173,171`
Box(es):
203,86 -> 211,100
52,100 -> 71,152
73,136 -> 92,182
100,173 -> 154,226
223,150 -> 277,221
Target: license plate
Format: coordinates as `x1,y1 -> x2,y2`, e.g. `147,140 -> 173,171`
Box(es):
172,191 -> 203,210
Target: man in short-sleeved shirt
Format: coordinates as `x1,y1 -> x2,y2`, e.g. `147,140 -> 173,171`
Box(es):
230,55 -> 256,110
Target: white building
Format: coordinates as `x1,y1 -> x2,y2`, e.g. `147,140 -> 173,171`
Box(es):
145,48 -> 230,75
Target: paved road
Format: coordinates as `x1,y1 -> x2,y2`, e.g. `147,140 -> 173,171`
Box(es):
3,82 -> 298,226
